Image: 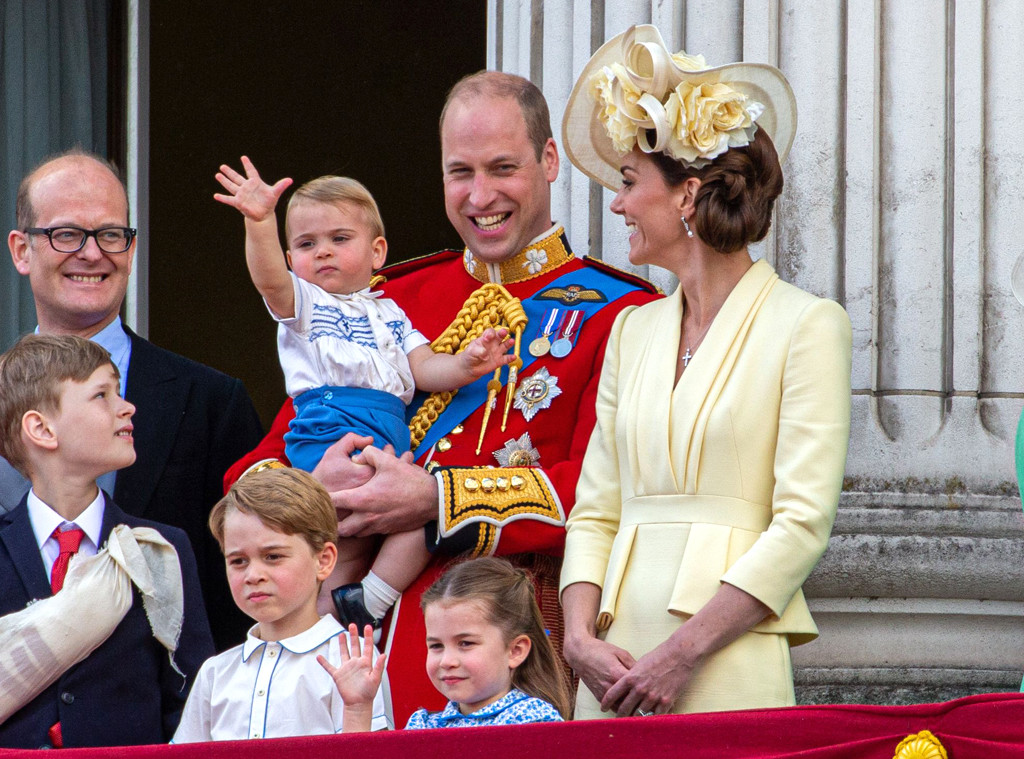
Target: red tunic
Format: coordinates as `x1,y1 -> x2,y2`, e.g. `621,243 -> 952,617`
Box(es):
224,229 -> 659,725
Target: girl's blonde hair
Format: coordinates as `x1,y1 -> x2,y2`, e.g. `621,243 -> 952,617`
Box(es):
420,557 -> 571,719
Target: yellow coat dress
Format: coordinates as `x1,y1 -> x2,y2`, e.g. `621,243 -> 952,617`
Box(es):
561,259 -> 852,717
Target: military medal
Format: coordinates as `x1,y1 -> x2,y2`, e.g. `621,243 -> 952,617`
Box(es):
550,310 -> 582,358
513,367 -> 561,422
529,308 -> 560,357
528,336 -> 551,357
493,433 -> 541,467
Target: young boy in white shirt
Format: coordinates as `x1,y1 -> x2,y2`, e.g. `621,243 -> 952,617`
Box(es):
214,158 -> 515,634
0,334 -> 213,748
172,467 -> 390,741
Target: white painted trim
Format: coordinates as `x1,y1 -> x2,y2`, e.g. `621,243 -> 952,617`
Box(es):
124,0 -> 150,336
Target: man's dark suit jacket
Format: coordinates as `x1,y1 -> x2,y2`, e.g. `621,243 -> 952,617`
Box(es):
0,494 -> 215,748
0,328 -> 263,648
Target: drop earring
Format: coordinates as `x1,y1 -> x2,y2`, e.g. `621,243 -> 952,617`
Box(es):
681,215 -> 694,238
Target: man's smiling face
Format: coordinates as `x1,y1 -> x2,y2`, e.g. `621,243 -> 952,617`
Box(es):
441,94 -> 559,265
9,156 -> 135,337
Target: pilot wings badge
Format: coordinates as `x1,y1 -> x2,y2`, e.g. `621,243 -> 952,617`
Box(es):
535,284 -> 607,305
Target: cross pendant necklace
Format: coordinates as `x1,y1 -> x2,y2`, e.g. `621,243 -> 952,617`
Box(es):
679,302 -> 715,369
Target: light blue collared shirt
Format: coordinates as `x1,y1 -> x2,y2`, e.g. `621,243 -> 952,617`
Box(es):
88,317 -> 133,395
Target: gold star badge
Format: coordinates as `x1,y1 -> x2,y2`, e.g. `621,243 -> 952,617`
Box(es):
493,433 -> 541,467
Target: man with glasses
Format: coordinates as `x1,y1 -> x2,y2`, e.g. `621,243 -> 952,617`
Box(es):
3,150 -> 263,648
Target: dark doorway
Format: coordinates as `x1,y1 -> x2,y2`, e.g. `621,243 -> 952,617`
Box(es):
147,2 -> 486,425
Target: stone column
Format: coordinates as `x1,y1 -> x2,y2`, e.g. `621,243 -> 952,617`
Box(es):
489,0 -> 1024,703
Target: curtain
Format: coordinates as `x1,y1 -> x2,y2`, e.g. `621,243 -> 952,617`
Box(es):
0,0 -> 110,349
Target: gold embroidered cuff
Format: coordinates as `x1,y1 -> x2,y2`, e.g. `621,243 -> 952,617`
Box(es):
436,467 -> 565,540
471,524 -> 500,558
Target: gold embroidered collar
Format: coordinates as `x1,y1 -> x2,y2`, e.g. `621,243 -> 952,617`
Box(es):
463,226 -> 574,285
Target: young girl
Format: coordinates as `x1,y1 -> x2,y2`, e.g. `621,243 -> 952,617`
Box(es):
319,557 -> 570,729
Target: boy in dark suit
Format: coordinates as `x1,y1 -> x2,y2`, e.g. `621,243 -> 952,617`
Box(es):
0,334 -> 213,748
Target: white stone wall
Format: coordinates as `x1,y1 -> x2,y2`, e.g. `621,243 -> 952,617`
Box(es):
490,0 -> 1024,702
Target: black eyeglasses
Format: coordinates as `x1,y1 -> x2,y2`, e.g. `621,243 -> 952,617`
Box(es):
25,226 -> 137,254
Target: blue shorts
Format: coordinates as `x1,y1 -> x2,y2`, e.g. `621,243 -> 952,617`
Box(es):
284,386 -> 411,472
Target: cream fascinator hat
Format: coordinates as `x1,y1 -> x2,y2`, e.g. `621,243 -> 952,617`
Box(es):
562,25 -> 798,191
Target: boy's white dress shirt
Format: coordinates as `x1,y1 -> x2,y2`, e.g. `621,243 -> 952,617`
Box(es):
172,615 -> 391,742
27,489 -> 104,576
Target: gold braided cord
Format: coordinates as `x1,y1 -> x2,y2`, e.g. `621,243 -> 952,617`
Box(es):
409,283 -> 528,452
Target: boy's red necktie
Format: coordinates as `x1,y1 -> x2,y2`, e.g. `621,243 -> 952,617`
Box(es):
50,526 -> 85,594
48,525 -> 85,747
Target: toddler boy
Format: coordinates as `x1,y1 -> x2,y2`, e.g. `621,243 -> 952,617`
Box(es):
0,334 -> 213,748
172,467 -> 390,741
214,158 -> 514,633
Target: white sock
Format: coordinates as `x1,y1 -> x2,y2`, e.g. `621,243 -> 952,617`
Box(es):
362,571 -> 400,620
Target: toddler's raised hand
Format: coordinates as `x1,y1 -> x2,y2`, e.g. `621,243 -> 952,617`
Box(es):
317,623 -> 386,707
214,156 -> 293,222
462,327 -> 515,379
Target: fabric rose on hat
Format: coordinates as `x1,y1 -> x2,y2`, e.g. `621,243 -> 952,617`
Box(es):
664,81 -> 763,165
586,31 -> 768,168
670,50 -> 708,72
589,65 -> 646,154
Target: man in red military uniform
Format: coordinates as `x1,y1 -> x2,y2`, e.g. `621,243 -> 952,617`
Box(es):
224,71 -> 659,725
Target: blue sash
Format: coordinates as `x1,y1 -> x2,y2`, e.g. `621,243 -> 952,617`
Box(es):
411,262 -> 641,457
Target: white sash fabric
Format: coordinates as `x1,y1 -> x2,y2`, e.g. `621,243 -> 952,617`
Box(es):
0,525 -> 184,723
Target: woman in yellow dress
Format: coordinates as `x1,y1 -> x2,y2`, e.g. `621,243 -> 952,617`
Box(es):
559,26 -> 852,718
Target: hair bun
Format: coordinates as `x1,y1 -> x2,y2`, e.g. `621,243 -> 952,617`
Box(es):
648,127 -> 783,253
719,170 -> 749,206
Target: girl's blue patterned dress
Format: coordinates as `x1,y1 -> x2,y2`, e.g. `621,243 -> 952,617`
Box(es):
405,689 -> 562,728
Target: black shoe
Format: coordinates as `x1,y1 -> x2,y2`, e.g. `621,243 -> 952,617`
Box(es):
331,583 -> 382,639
